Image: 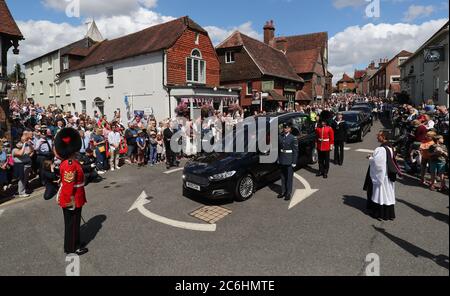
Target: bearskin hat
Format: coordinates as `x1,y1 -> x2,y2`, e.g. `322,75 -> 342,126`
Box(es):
54,128 -> 82,159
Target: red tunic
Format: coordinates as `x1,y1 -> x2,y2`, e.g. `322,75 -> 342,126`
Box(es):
58,159 -> 87,209
316,126 -> 335,152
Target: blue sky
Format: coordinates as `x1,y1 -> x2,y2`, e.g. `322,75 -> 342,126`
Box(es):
8,0 -> 449,37
5,0 -> 449,81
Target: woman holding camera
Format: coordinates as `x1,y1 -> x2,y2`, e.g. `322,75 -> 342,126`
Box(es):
12,136 -> 34,198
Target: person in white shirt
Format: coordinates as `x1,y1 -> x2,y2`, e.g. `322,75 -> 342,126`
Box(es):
424,114 -> 435,130
108,126 -> 122,171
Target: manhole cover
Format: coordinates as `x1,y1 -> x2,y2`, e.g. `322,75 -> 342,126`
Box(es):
190,206 -> 232,224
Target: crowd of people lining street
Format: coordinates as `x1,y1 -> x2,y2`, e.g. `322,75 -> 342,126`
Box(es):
0,94 -> 448,221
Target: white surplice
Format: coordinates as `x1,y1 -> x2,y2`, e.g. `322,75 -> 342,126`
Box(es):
369,147 -> 396,206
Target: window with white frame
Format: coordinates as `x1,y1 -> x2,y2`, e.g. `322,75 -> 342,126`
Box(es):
81,100 -> 87,114
80,72 -> 86,88
49,83 -> 54,97
225,51 -> 235,64
187,49 -> 206,84
65,80 -> 70,95
48,56 -> 53,70
56,83 -> 60,97
106,67 -> 114,86
30,63 -> 34,75
390,75 -> 401,83
31,83 -> 35,95
63,56 -> 69,71
39,81 -> 43,94
39,59 -> 43,72
246,81 -> 253,95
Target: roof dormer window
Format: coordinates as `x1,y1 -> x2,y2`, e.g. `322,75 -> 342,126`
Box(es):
225,51 -> 235,64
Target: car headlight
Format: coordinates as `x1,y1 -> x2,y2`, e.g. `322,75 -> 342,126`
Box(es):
209,171 -> 236,181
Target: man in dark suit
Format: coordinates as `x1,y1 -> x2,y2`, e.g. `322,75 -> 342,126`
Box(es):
278,122 -> 299,201
331,113 -> 347,166
163,122 -> 175,169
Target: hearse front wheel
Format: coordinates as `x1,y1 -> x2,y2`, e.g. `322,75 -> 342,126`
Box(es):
234,174 -> 255,202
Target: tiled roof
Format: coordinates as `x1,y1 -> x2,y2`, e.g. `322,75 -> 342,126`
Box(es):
217,31 -> 303,83
267,90 -> 288,101
338,73 -> 354,83
24,38 -> 97,65
275,32 -> 328,52
67,16 -> 206,72
284,48 -> 320,74
274,32 -> 327,74
296,90 -> 311,101
371,50 -> 413,78
0,0 -> 23,38
354,70 -> 366,80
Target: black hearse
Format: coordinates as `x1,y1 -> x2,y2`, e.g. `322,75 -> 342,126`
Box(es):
342,111 -> 371,142
182,112 -> 317,201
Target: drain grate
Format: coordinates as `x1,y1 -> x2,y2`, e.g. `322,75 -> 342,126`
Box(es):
190,206 -> 232,224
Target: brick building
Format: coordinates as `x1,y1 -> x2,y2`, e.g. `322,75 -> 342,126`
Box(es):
216,31 -> 304,112
262,21 -> 329,102
336,73 -> 355,93
368,50 -> 412,98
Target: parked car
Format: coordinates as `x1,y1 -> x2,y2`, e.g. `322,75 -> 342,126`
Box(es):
342,111 -> 371,142
182,112 -> 317,202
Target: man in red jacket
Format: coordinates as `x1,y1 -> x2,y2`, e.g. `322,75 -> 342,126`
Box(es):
55,128 -> 88,256
316,118 -> 335,179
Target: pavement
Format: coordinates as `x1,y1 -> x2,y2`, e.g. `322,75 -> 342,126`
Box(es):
0,121 -> 448,276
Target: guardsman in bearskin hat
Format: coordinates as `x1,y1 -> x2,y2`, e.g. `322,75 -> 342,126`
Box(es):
316,118 -> 335,179
54,128 -> 88,256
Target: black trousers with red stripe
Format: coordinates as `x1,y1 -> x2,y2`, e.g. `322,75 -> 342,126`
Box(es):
63,207 -> 82,254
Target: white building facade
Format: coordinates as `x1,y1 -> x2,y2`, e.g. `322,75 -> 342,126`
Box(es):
24,51 -> 63,106
63,51 -> 175,122
400,21 -> 449,107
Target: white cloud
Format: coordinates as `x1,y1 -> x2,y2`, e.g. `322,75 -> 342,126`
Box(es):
42,0 -> 158,18
9,5 -> 259,71
329,18 -> 447,84
205,21 -> 262,45
403,5 -> 435,22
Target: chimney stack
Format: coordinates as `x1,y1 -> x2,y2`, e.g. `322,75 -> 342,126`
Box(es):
264,20 -> 275,45
276,37 -> 288,53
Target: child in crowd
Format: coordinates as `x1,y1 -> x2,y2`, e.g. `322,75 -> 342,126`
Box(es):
149,132 -> 158,166
41,159 -> 59,200
429,135 -> 448,192
136,131 -> 147,167
156,134 -> 164,164
419,131 -> 436,185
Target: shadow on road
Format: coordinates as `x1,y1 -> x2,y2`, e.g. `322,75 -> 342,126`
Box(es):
373,226 -> 449,270
81,215 -> 107,248
302,165 -> 320,176
343,195 -> 368,215
397,199 -> 449,225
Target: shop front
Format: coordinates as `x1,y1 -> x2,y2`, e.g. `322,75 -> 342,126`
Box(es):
170,86 -> 240,119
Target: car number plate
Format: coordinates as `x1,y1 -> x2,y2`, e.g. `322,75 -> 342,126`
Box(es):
186,182 -> 201,191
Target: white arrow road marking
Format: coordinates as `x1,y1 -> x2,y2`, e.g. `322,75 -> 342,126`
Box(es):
164,168 -> 184,175
289,174 -> 319,210
128,191 -> 217,232
0,209 -> 4,217
344,147 -> 351,151
356,149 -> 375,154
